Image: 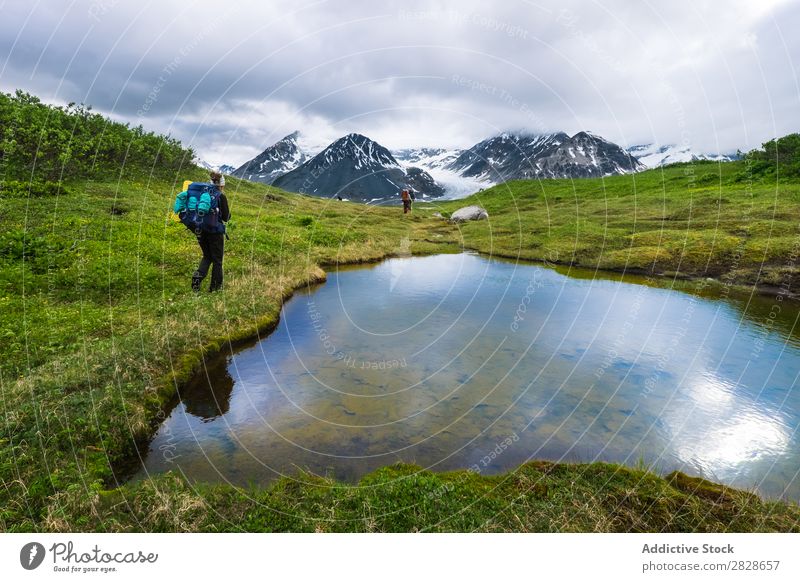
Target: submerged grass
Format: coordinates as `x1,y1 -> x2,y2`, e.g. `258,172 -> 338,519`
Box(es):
2,160 -> 800,532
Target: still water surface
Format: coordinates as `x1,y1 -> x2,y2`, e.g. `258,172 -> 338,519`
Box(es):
137,254 -> 800,499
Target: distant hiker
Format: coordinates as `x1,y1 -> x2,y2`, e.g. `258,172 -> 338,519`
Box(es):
401,188 -> 412,214
409,189 -> 416,201
173,171 -> 231,292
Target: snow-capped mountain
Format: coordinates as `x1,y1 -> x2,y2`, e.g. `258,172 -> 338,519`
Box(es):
627,144 -> 737,168
393,147 -> 462,170
194,159 -> 235,174
272,133 -> 444,202
224,130 -> 663,202
231,131 -> 317,184
448,131 -> 643,181
393,147 -> 491,200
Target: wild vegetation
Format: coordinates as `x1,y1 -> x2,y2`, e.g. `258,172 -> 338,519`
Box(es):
424,148 -> 800,293
1,94 -> 798,531
0,90 -> 189,185
742,133 -> 800,180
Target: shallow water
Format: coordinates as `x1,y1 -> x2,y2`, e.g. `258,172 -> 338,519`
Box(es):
136,253 -> 800,499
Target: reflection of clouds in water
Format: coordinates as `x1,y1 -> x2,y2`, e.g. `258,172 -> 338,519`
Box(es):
341,254 -> 471,321
692,372 -> 736,408
139,254 -> 800,497
694,413 -> 789,468
380,253 -> 469,291
670,372 -> 790,476
389,238 -> 412,292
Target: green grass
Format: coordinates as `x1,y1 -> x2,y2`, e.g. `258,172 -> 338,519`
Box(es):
2,160 -> 800,532
0,170 -> 445,531
66,463 -> 800,533
420,160 -> 800,290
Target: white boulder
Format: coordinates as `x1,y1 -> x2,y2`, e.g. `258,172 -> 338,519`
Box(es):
450,205 -> 489,223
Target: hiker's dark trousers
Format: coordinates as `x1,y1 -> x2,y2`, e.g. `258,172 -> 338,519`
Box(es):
195,232 -> 225,291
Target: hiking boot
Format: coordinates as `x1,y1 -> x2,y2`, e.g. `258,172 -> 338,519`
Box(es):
191,271 -> 203,292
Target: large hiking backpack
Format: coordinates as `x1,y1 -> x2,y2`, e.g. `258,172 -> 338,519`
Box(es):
173,182 -> 225,235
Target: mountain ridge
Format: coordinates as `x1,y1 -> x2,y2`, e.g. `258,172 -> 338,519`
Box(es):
447,131 -> 643,181
627,143 -> 738,168
271,133 -> 444,202
231,131 -> 315,184
225,130 -> 738,201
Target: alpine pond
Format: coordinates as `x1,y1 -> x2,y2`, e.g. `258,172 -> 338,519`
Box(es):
136,254 -> 800,500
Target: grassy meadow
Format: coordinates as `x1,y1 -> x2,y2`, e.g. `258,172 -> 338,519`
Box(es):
2,91 -> 799,531
422,159 -> 800,293
3,160 -> 800,532
0,169 -> 451,531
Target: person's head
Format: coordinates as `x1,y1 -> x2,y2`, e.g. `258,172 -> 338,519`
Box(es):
210,171 -> 225,189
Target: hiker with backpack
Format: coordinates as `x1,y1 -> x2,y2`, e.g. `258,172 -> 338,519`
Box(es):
401,188 -> 412,214
173,171 -> 231,292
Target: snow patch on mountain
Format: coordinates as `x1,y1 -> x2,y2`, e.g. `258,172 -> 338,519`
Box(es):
272,133 -> 443,201
393,147 -> 488,199
232,131 -> 321,184
627,144 -> 737,168
393,147 -> 462,170
448,131 -> 642,181
194,158 -> 235,173
426,168 -> 492,200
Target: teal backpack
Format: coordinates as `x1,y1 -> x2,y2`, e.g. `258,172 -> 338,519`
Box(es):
174,182 -> 224,235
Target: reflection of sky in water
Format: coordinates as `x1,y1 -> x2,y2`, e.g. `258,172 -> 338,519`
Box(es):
138,254 -> 800,499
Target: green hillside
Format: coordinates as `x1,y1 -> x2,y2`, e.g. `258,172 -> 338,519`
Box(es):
1,91 -> 799,532
423,154 -> 800,293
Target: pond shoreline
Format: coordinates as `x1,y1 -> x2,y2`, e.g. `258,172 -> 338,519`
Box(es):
457,245 -> 800,302
108,460 -> 800,532
121,247 -> 800,509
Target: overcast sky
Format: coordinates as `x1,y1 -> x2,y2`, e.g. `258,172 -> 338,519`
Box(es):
2,0 -> 798,166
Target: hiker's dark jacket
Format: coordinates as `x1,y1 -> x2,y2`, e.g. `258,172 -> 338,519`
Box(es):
218,193 -> 231,223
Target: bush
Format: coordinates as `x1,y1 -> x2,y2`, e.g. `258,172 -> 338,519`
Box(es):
0,90 -> 194,183
0,180 -> 68,198
742,133 -> 800,180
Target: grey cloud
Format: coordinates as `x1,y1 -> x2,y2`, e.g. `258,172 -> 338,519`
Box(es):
1,0 -> 797,166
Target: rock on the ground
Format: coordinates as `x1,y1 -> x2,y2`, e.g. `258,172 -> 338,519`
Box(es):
450,205 -> 489,223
